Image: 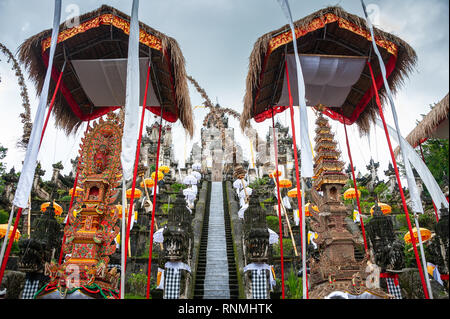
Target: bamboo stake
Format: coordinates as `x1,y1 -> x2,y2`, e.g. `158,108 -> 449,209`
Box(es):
27,196 -> 31,236
240,178 -> 249,203
122,195 -> 132,258
271,176 -> 298,257
142,181 -> 163,250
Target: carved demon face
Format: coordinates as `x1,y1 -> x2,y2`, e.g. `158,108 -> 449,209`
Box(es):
18,239 -> 48,272
18,209 -> 61,272
245,228 -> 270,263
366,213 -> 404,271
163,226 -> 189,262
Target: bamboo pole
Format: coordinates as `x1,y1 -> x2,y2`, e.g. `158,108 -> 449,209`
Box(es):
239,178 -> 249,204
27,196 -> 31,236
271,176 -> 298,257
271,117 -> 285,299
0,59 -> 66,284
284,60 -> 309,297
142,181 -> 163,250
123,196 -> 132,258
367,60 -> 430,299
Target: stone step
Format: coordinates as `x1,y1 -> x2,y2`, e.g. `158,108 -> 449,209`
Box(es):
203,182 -> 230,299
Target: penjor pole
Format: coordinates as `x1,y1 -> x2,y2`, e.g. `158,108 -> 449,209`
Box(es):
119,0 -> 140,299
0,0 -> 62,285
276,0 -> 314,299
362,0 -> 432,298
123,60 -> 152,277
271,112 -> 286,299
343,123 -> 368,253
367,61 -> 431,299
146,110 -> 163,299
285,60 -> 309,296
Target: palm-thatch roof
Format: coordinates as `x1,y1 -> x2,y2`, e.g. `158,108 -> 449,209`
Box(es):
18,4 -> 193,136
240,6 -> 417,133
394,93 -> 449,156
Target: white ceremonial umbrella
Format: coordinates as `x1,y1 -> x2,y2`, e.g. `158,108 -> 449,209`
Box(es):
191,171 -> 201,181
183,175 -> 198,185
183,188 -> 197,201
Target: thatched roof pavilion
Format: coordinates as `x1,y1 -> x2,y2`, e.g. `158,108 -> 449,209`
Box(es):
240,6 -> 417,133
394,93 -> 449,156
18,4 -> 193,136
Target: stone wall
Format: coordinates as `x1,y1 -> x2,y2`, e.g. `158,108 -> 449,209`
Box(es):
224,180 -> 245,299
188,180 -> 208,298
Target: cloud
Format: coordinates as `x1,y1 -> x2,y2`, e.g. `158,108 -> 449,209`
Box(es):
0,0 -> 448,183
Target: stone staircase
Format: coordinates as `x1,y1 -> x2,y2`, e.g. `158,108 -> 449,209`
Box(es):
193,181 -> 239,299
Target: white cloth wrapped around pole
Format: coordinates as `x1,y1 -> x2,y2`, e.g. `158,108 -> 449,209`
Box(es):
183,188 -> 196,201
282,196 -> 291,209
268,228 -> 279,245
233,179 -> 248,190
191,171 -> 201,181
150,185 -> 159,195
293,209 -> 299,226
238,203 -> 248,219
153,228 -> 164,243
239,187 -> 252,200
239,196 -> 246,208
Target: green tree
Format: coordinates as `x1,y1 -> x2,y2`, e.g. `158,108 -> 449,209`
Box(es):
0,144 -> 6,172
418,138 -> 449,188
0,144 -> 8,194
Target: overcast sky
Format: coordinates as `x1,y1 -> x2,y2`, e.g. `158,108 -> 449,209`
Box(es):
0,0 -> 448,182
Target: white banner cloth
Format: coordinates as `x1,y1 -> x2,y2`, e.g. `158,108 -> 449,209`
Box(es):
376,119 -> 448,214
268,228 -> 279,244
282,196 -> 291,209
12,0 -> 62,208
276,0 -> 313,178
362,0 -> 434,298
120,0 -> 140,181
